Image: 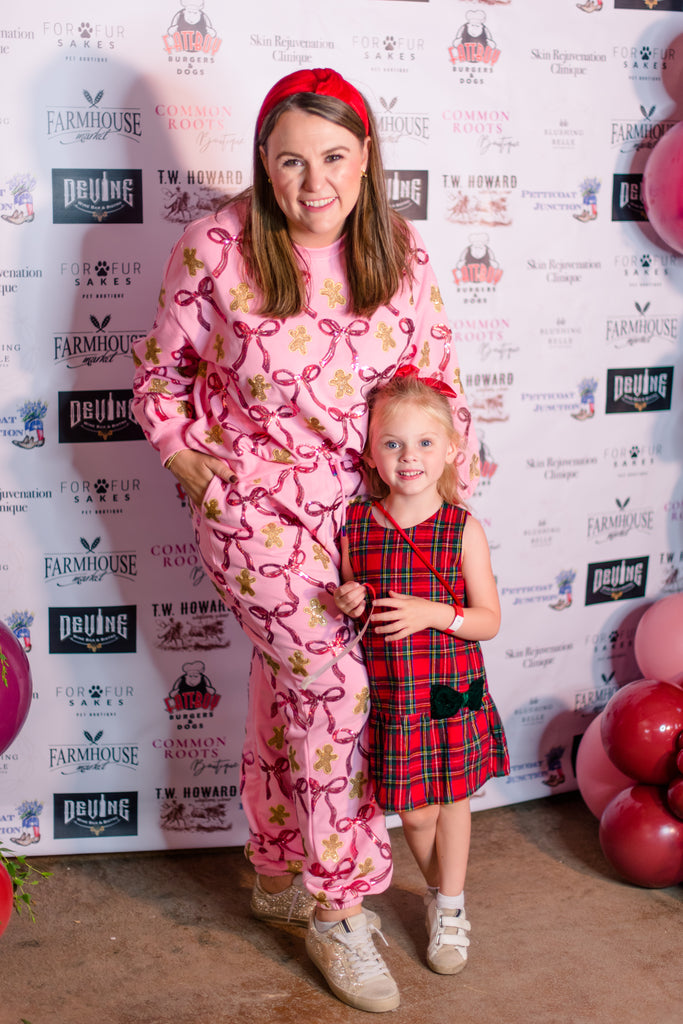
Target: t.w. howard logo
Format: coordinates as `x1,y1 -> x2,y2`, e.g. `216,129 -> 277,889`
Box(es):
605,366 -> 673,413
52,168 -> 143,224
47,90 -> 142,145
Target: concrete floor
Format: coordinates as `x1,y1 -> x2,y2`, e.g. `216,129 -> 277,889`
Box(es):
1,793 -> 681,1024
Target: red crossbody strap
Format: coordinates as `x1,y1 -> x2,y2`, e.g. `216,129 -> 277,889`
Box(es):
373,502 -> 464,614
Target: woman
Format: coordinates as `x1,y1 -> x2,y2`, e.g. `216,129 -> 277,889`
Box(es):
133,67 -> 479,1013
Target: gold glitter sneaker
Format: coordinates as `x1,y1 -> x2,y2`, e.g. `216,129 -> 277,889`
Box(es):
250,874 -> 319,925
424,892 -> 471,975
305,911 -> 400,1012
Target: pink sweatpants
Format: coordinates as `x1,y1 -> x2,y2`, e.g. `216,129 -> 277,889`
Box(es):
192,468 -> 393,910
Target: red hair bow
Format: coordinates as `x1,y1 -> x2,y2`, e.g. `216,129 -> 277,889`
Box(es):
394,364 -> 458,399
257,68 -> 369,135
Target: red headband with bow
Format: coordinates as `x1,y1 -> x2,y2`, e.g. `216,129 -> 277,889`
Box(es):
256,68 -> 370,135
393,364 -> 458,399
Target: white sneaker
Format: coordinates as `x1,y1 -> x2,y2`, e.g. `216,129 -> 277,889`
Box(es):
306,911 -> 400,1012
424,892 -> 471,975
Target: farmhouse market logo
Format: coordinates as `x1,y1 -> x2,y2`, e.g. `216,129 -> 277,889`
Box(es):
46,90 -> 142,145
44,537 -> 137,586
49,731 -> 139,774
54,316 -> 145,368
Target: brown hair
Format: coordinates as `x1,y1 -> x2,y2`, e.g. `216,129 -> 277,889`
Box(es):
226,92 -> 414,318
362,375 -> 465,506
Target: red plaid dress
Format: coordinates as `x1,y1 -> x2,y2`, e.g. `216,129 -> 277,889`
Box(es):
346,500 -> 509,812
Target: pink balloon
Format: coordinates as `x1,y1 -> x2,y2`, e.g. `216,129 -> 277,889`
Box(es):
642,120 -> 683,254
600,784 -> 683,888
0,861 -> 13,937
600,678 -> 683,784
634,594 -> 683,684
0,621 -> 32,756
575,714 -> 635,818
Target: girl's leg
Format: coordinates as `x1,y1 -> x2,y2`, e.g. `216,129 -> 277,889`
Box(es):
435,798 -> 471,898
399,804 -> 440,887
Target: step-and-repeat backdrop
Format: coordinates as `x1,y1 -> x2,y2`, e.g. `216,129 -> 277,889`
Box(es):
1,0 -> 681,855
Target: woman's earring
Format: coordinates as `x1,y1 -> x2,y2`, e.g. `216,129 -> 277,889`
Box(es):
361,170 -> 367,179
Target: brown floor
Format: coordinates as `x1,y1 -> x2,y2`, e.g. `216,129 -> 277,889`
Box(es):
1,793 -> 681,1024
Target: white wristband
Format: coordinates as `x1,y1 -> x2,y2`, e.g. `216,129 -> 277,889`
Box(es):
444,607 -> 464,634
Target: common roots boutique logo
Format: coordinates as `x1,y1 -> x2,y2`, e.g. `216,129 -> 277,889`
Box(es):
10,400 -> 47,449
162,2 -> 223,73
0,173 -> 36,225
385,170 -> 427,219
53,791 -> 138,838
52,168 -> 143,224
48,605 -> 136,654
46,90 -> 142,145
448,11 -> 501,79
49,731 -> 139,775
54,317 -> 145,369
44,537 -> 137,587
58,389 -> 145,442
586,556 -> 648,604
605,366 -> 673,413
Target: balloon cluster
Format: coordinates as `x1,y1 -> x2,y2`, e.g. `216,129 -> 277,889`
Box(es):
0,621 -> 32,757
576,594 -> 683,888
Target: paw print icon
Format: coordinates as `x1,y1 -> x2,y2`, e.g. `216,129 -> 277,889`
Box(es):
89,685 -> 103,700
94,479 -> 110,496
95,261 -> 110,278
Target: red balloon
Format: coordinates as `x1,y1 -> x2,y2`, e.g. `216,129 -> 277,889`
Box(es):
642,120 -> 683,254
0,622 -> 32,756
600,678 -> 683,784
0,860 -> 13,937
575,714 -> 635,818
599,784 -> 683,888
634,594 -> 683,685
667,775 -> 683,821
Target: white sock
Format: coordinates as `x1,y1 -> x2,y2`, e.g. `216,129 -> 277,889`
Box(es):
314,917 -> 337,933
436,889 -> 465,912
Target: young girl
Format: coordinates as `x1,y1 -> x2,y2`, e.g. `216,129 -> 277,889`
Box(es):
334,366 -> 509,976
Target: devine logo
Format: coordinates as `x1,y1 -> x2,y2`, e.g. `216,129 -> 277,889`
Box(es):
605,366 -> 673,413
58,390 -> 145,443
611,174 -> 646,221
48,605 -> 136,654
52,168 -> 143,224
585,556 -> 649,605
384,170 -> 428,219
53,791 -> 138,838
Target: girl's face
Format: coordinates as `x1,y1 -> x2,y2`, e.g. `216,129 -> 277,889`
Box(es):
365,400 -> 456,501
260,109 -> 370,248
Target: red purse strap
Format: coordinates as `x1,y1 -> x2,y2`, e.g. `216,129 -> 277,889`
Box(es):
373,502 -> 464,614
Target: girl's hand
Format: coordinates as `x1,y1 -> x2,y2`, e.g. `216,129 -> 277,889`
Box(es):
334,581 -> 368,619
165,449 -> 236,507
372,590 -> 450,641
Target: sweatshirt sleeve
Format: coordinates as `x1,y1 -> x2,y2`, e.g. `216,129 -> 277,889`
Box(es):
131,228 -> 210,467
405,226 -> 480,499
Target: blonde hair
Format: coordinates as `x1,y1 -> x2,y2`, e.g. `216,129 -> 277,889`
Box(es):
363,375 -> 465,505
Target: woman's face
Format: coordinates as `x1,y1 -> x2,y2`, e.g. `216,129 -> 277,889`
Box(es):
260,109 -> 370,249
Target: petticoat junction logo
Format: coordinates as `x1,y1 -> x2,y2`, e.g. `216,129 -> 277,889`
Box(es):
1,173 -> 36,226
